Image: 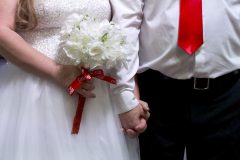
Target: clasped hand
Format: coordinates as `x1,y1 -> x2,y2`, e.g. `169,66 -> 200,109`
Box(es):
119,100 -> 150,138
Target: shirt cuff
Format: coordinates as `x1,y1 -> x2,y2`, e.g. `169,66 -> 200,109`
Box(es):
115,90 -> 139,114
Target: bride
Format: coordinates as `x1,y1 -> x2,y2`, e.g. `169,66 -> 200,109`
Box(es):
0,0 -> 149,159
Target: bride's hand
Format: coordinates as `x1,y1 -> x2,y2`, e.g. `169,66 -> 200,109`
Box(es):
54,64 -> 96,98
119,100 -> 150,138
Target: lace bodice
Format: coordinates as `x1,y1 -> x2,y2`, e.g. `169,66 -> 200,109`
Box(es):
18,0 -> 111,63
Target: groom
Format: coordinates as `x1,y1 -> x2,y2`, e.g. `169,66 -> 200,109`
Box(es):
111,0 -> 240,160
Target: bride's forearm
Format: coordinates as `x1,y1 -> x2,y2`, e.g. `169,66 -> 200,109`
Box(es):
134,76 -> 140,100
0,26 -> 61,80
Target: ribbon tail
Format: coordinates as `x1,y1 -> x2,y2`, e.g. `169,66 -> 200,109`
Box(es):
71,95 -> 86,134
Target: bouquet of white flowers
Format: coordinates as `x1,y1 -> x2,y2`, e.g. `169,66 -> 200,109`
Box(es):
58,13 -> 129,70
58,13 -> 130,134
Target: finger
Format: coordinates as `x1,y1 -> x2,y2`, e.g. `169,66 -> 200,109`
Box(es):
77,88 -> 96,98
125,129 -> 139,138
134,118 -> 147,133
139,101 -> 150,120
141,110 -> 150,120
139,100 -> 150,111
81,82 -> 95,91
85,79 -> 94,84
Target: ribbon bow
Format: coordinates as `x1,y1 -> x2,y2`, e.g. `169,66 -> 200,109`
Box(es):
68,67 -> 116,134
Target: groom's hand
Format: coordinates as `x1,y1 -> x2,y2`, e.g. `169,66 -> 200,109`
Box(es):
119,100 -> 150,138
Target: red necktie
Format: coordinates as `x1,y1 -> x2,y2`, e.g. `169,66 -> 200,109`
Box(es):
178,0 -> 203,55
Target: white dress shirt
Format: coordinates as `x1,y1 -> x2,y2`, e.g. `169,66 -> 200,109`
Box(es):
110,0 -> 240,112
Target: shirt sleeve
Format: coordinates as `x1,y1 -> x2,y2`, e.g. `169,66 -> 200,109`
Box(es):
109,0 -> 144,114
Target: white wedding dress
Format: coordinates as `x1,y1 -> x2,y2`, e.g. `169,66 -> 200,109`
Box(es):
0,0 -> 140,160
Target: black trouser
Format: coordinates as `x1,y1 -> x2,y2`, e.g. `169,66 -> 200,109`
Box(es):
138,69 -> 240,160
0,57 -> 6,65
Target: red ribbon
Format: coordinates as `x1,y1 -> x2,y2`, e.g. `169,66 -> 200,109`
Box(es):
68,67 -> 117,134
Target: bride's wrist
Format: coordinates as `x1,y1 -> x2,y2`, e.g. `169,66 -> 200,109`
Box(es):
50,64 -> 81,89
48,62 -> 65,84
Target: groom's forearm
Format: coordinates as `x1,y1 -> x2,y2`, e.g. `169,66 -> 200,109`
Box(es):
110,0 -> 144,113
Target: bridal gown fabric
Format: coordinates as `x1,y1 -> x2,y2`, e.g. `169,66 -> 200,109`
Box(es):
0,0 -> 140,160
